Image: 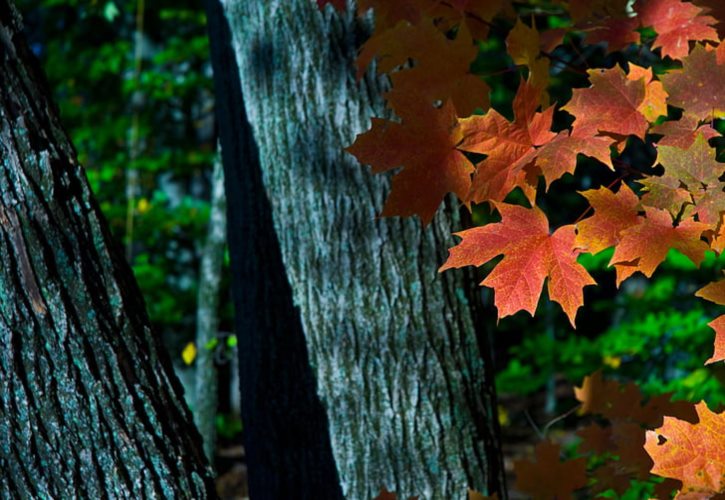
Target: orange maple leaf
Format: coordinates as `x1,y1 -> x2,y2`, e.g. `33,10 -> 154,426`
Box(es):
696,279 -> 725,364
705,315 -> 725,364
576,183 -> 641,255
562,65 -> 663,139
506,18 -> 550,93
609,208 -> 710,284
636,0 -> 718,60
439,203 -> 595,326
661,43 -> 725,121
697,278 -> 725,305
457,81 -> 556,204
513,440 -> 588,500
645,402 -> 725,497
346,93 -> 472,224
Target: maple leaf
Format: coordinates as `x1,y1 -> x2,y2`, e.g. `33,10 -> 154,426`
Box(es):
576,183 -> 641,254
696,279 -> 725,363
636,0 -> 718,60
346,94 -> 472,224
705,315 -> 725,364
627,64 -> 669,121
513,440 -> 588,500
652,115 -> 719,148
457,81 -> 556,203
645,402 -> 725,496
439,203 -> 595,326
518,131 -> 615,189
661,43 -> 725,121
575,371 -> 644,420
562,65 -> 663,139
693,0 -> 725,37
638,175 -> 693,218
581,17 -> 641,52
653,133 -> 724,227
577,423 -> 612,454
357,22 -> 489,115
696,278 -> 725,305
657,133 -> 722,190
506,18 -> 550,93
609,208 -> 710,283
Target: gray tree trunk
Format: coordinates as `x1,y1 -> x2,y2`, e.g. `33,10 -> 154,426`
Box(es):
194,151 -> 227,464
216,1 -> 506,499
0,2 -> 215,497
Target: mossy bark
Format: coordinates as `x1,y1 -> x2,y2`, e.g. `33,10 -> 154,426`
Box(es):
211,0 -> 507,498
0,2 -> 215,497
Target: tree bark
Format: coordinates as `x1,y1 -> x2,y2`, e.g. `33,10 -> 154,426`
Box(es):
194,150 -> 227,464
0,2 -> 215,497
210,0 -> 506,499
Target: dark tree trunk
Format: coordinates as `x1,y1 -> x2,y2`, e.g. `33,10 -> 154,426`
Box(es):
206,0 -> 506,499
0,2 -> 215,497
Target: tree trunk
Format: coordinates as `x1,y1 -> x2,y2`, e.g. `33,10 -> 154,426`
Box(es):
194,150 -> 227,464
0,3 -> 215,497
204,1 -> 344,499
210,0 -> 506,498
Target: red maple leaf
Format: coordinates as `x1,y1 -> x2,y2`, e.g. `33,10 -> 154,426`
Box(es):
439,203 -> 595,326
652,115 -> 719,148
660,43 -> 725,121
562,65 -> 665,139
346,93 -> 472,224
636,0 -> 718,59
457,81 -> 556,204
610,208 -> 710,283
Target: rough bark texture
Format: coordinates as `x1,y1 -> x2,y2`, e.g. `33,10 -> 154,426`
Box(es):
218,1 -> 506,498
204,1 -> 344,498
194,152 -> 227,463
0,3 -> 215,497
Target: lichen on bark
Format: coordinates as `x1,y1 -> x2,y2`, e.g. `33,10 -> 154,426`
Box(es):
0,1 -> 215,497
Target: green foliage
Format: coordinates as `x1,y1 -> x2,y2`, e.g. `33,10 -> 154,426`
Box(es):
18,0 -> 231,353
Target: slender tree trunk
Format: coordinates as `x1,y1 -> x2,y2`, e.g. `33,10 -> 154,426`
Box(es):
0,3 -> 215,497
194,150 -> 227,464
208,0 -> 506,498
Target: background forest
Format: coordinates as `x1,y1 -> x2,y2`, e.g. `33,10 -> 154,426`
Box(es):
9,0 -> 724,498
